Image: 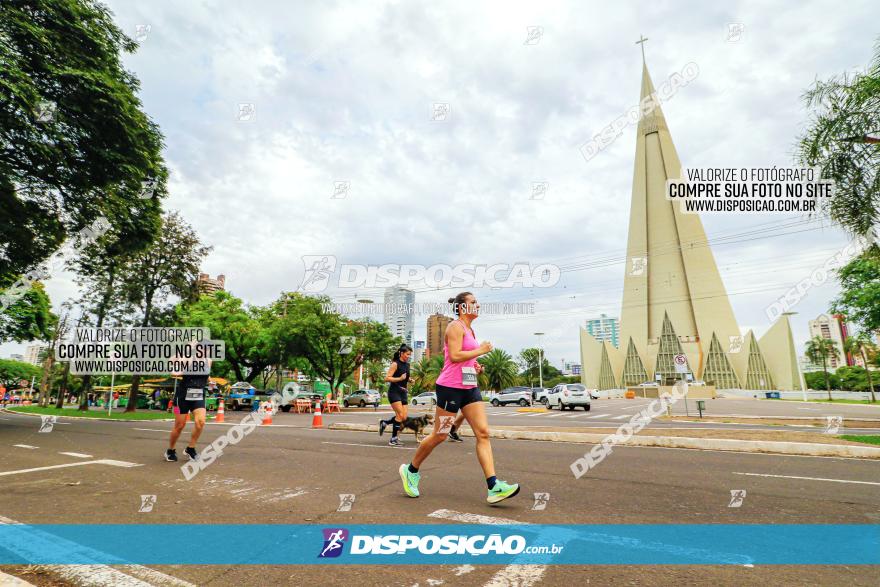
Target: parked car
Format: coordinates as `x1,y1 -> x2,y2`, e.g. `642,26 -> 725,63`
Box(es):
490,387 -> 533,407
545,383 -> 591,410
533,387 -> 551,403
344,389 -> 380,408
227,382 -> 272,411
411,391 -> 437,406
588,388 -> 601,399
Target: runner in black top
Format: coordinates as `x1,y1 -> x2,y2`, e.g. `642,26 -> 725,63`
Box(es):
379,344 -> 412,446
165,346 -> 211,462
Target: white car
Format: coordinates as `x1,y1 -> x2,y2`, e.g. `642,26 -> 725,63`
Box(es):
545,384 -> 591,411
588,388 -> 601,399
410,391 -> 437,406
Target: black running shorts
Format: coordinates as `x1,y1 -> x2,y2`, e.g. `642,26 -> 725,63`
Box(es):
387,388 -> 408,405
435,384 -> 482,414
173,388 -> 206,415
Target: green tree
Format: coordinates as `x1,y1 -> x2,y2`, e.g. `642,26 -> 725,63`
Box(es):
0,281 -> 56,342
0,358 -> 41,389
843,334 -> 876,402
805,336 -> 841,399
832,250 -> 880,334
410,354 -> 444,392
478,349 -> 518,392
275,293 -> 398,397
0,0 -> 165,285
120,212 -> 211,411
796,39 -> 879,238
69,231 -> 135,410
176,292 -> 275,383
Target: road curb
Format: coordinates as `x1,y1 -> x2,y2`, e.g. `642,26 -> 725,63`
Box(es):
328,422 -> 880,459
0,407 -> 177,422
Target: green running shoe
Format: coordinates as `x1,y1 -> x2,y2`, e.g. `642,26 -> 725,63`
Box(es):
399,464 -> 420,498
487,479 -> 520,504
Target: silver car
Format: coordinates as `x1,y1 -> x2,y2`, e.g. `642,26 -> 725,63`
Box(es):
545,383 -> 591,410
410,391 -> 437,406
343,389 -> 380,407
490,387 -> 533,407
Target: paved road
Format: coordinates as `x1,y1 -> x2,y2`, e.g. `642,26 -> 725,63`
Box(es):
340,398 -> 880,434
1,409 -> 878,586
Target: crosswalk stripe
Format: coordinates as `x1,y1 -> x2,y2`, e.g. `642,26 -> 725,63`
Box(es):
612,415 -> 631,420
586,414 -> 610,419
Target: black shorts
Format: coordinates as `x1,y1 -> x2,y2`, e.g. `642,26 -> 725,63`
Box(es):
435,384 -> 482,414
387,388 -> 408,405
173,388 -> 206,415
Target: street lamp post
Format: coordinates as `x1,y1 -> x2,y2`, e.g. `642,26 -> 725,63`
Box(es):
357,299 -> 374,388
534,332 -> 545,390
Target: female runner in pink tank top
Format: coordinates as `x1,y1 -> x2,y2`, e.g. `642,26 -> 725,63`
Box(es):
397,292 -> 520,504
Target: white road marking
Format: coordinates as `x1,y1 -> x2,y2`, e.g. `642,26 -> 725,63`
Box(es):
612,415 -> 631,420
12,444 -> 38,449
547,413 -> 567,418
133,428 -> 168,432
0,459 -> 142,477
428,508 -> 524,525
428,510 -> 545,587
0,515 -> 195,587
586,414 -> 610,419
322,441 -> 415,450
59,452 -> 93,458
733,472 -> 880,486
565,414 -> 583,418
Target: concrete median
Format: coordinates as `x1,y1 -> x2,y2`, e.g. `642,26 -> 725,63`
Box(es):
328,422 -> 880,459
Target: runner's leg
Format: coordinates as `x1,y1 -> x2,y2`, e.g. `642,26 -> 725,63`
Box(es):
411,405 -> 455,468
188,407 -> 206,447
460,400 -> 495,479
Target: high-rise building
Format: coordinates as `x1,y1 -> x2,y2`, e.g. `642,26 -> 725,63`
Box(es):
585,314 -> 620,348
579,52 -> 802,391
9,353 -> 23,362
427,313 -> 453,359
196,273 -> 226,295
383,287 -> 415,346
24,343 -> 48,365
413,340 -> 426,364
807,314 -> 864,368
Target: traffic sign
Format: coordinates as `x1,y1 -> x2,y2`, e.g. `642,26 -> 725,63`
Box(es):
673,354 -> 688,374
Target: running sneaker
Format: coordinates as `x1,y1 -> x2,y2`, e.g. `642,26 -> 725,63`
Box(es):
448,428 -> 463,442
487,480 -> 520,504
389,437 -> 403,446
399,464 -> 420,498
379,420 -> 387,436
184,446 -> 198,461
164,448 -> 178,462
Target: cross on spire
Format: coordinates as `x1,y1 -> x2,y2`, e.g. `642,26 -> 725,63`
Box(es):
636,34 -> 648,63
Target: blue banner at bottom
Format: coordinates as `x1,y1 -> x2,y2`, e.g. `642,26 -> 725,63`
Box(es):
0,524 -> 876,565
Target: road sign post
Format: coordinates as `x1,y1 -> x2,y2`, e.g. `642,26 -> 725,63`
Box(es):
674,354 -> 689,416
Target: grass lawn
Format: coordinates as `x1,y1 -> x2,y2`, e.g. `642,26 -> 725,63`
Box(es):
6,405 -> 174,420
838,435 -> 880,446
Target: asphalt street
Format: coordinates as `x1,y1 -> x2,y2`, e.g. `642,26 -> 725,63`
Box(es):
1,405 -> 878,586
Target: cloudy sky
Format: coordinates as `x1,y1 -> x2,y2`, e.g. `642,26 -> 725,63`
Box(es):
5,0 -> 878,368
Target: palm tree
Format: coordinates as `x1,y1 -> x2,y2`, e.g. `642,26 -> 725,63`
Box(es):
408,355 -> 445,392
843,334 -> 877,403
805,336 -> 841,400
478,349 -> 518,392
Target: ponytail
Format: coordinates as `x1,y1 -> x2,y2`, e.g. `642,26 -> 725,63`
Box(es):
393,343 -> 413,362
448,291 -> 473,316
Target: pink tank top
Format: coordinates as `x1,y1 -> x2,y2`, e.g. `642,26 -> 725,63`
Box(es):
435,319 -> 480,389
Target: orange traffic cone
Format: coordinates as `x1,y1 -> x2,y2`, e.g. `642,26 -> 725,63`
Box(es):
186,411 -> 191,422
216,398 -> 225,423
261,401 -> 273,426
311,401 -> 323,429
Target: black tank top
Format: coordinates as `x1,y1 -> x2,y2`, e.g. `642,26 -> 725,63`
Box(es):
389,360 -> 409,392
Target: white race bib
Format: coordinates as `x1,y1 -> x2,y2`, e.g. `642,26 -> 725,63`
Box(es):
185,388 -> 204,401
461,367 -> 477,387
